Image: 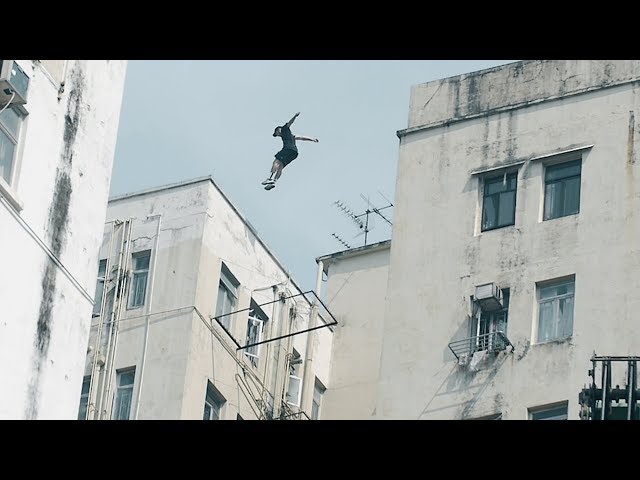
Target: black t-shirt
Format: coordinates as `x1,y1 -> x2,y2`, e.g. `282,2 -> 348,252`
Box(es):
280,125 -> 297,152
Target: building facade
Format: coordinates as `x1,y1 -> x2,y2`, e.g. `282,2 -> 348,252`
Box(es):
375,60 -> 640,419
79,177 -> 334,420
0,60 -> 128,419
315,241 -> 390,419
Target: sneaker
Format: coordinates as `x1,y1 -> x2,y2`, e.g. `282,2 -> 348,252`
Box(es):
261,179 -> 274,185
264,183 -> 276,190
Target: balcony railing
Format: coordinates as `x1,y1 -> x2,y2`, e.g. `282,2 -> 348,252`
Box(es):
448,331 -> 513,361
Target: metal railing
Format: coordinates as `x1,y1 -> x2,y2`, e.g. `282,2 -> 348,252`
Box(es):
448,331 -> 513,361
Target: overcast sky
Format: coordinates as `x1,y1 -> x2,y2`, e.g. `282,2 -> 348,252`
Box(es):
110,60 -> 514,290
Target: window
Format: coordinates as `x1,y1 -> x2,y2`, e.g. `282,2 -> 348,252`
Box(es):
469,413 -> 502,420
245,299 -> 268,368
113,368 -> 135,420
472,289 -> 509,351
529,402 -> 568,420
93,259 -> 107,316
0,106 -> 22,187
77,376 -> 91,420
203,382 -> 226,420
286,349 -> 302,407
236,413 -> 243,420
482,172 -> 517,231
537,279 -> 575,343
216,263 -> 239,330
129,251 -> 150,308
544,159 -> 581,220
311,378 -> 326,420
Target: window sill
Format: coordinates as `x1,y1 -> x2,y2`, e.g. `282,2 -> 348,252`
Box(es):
542,212 -> 579,223
0,177 -> 24,212
480,223 -> 516,234
533,336 -> 572,346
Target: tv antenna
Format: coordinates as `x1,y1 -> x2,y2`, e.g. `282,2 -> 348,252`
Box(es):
331,192 -> 393,248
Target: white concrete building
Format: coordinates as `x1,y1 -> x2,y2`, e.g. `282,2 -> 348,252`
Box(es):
375,60 -> 640,419
315,241 -> 390,419
0,60 -> 127,419
79,177 -> 334,420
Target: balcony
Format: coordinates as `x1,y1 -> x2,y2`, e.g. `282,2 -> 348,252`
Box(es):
448,331 -> 513,361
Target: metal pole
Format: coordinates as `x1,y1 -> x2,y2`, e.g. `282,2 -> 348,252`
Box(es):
628,360 -> 637,420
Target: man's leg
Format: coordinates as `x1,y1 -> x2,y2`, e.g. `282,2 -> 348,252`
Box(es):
262,159 -> 281,185
273,160 -> 284,182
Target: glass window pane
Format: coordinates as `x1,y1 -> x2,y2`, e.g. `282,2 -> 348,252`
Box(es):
81,377 -> 91,394
216,285 -> 226,319
482,195 -> 498,230
498,190 -> 516,226
531,405 -> 567,420
119,371 -> 135,386
203,403 -> 212,420
494,311 -> 508,335
78,399 -> 88,420
538,300 -> 555,342
485,177 -> 505,196
132,272 -> 147,306
563,176 -> 581,216
0,129 -> 16,184
0,107 -> 20,138
544,181 -> 562,220
559,296 -> 574,338
93,280 -> 105,315
546,160 -> 581,182
540,282 -> 574,299
134,252 -> 150,270
98,259 -> 107,277
115,388 -> 132,420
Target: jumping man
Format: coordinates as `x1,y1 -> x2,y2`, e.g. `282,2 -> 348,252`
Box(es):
262,112 -> 319,190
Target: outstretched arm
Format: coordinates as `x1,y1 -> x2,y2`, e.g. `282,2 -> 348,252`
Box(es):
295,135 -> 319,143
285,112 -> 300,128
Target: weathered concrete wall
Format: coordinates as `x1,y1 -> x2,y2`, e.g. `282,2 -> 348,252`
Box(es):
85,178 -> 334,420
378,60 -> 640,419
319,243 -> 390,419
0,60 -> 127,419
407,60 -> 640,131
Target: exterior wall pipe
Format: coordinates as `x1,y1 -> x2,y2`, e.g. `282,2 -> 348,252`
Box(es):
133,214 -> 162,420
299,260 -> 324,416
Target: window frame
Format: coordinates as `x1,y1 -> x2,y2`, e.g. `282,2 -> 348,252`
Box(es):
203,381 -> 226,420
0,105 -> 27,211
245,298 -> 268,368
481,170 -> 518,232
286,349 -> 303,407
113,367 -> 136,420
215,263 -> 240,331
535,277 -> 575,344
128,250 -> 151,309
528,401 -> 568,420
311,378 -> 326,420
543,158 -> 582,221
77,375 -> 91,420
92,259 -> 107,316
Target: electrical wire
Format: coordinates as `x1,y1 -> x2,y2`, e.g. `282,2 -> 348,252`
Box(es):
0,91 -> 16,116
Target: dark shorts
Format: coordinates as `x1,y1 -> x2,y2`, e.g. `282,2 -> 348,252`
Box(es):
275,148 -> 298,167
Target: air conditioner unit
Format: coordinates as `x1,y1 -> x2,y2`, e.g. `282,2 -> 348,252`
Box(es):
474,282 -> 503,312
0,60 -> 30,107
458,353 -> 470,366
